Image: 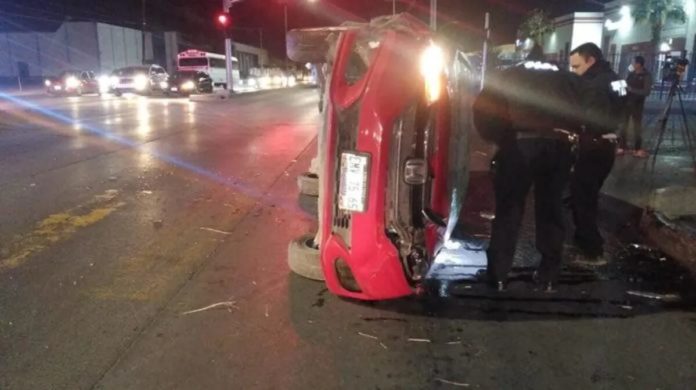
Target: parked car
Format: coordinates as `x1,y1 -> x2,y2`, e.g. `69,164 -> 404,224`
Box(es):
167,71 -> 213,96
109,65 -> 169,96
45,70 -> 100,96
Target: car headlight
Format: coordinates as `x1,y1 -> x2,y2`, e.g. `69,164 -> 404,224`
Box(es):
181,81 -> 195,90
288,76 -> 297,87
420,43 -> 445,104
110,76 -> 119,86
338,152 -> 370,213
134,74 -> 148,91
45,79 -> 52,87
272,76 -> 283,85
65,76 -> 80,89
159,81 -> 169,89
98,76 -> 111,92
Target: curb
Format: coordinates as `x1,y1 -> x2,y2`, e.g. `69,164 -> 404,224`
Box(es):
188,86 -> 305,103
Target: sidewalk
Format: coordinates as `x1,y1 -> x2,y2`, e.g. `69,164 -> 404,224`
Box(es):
0,86 -> 44,97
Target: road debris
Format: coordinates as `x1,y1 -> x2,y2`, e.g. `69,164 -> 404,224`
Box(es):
29,183 -> 36,187
108,176 -> 118,181
379,342 -> 388,350
627,243 -> 667,261
435,378 -> 470,387
408,338 -> 432,343
200,227 -> 233,235
358,332 -> 379,340
264,305 -> 269,318
479,212 -> 495,221
141,190 -> 153,195
181,301 -> 238,315
152,220 -> 164,229
447,340 -> 462,345
626,290 -> 681,302
474,150 -> 488,157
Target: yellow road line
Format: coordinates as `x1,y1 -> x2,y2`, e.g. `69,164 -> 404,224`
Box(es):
0,190 -> 124,271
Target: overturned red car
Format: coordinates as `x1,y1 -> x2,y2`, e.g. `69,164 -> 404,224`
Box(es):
288,14 -> 482,300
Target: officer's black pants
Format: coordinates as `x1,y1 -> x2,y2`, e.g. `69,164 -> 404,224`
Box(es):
487,138 -> 573,283
570,135 -> 616,257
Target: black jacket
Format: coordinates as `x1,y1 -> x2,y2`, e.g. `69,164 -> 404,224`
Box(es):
473,61 -> 583,144
577,60 -> 624,136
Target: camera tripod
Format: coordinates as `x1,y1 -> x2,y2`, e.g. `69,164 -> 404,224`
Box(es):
649,78 -> 696,171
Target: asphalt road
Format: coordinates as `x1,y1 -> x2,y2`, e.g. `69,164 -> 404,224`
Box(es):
0,89 -> 695,390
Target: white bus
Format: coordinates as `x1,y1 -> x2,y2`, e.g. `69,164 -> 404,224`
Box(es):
177,50 -> 240,88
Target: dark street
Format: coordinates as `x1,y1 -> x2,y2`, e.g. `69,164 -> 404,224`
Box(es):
0,88 -> 694,389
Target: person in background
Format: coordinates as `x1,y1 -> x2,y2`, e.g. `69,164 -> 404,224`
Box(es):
618,56 -> 652,158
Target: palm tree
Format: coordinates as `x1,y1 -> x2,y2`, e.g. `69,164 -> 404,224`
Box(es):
631,0 -> 687,50
519,9 -> 555,47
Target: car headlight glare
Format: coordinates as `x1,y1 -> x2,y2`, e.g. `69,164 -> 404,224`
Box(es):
65,76 -> 80,89
134,74 -> 148,91
420,43 -> 445,104
181,81 -> 195,90
45,79 -> 52,87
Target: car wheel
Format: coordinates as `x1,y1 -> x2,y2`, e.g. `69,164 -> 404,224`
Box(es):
114,91 -> 122,97
287,29 -> 332,63
288,233 -> 324,281
297,172 -> 319,197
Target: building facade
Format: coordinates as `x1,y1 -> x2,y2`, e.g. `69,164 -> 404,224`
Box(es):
0,22 -> 151,81
0,21 -> 269,82
538,1 -> 696,81
602,0 -> 696,79
542,12 -> 605,69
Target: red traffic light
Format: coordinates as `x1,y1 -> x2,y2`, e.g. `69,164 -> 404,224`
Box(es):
217,13 -> 231,27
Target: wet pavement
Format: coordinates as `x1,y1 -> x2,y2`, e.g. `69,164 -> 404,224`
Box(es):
1,89 -> 696,389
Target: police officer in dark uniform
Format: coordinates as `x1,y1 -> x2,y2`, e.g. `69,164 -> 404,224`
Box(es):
568,43 -> 625,266
474,46 -> 582,291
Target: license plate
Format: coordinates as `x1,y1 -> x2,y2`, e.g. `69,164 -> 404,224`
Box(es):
338,152 -> 370,212
171,87 -> 178,92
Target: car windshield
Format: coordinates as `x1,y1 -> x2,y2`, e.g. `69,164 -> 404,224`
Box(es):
114,67 -> 148,76
179,58 -> 208,67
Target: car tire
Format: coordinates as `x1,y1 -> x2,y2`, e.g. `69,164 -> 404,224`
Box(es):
286,29 -> 332,63
288,233 -> 324,281
114,91 -> 122,97
297,172 -> 319,197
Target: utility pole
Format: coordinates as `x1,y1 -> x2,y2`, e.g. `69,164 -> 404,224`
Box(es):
141,0 -> 147,64
223,0 -> 235,94
480,12 -> 490,90
284,3 -> 289,69
429,0 -> 437,30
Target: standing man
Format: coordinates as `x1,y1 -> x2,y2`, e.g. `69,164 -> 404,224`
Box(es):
618,56 -> 652,157
474,46 -> 582,291
568,43 -> 625,265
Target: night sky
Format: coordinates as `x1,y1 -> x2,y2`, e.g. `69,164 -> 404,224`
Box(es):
0,0 -> 608,57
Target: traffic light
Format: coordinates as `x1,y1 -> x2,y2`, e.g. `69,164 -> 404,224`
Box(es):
216,12 -> 232,37
217,12 -> 231,28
